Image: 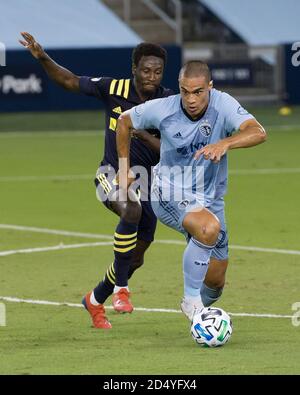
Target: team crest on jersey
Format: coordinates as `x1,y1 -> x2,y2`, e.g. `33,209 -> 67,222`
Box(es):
178,199 -> 190,210
237,106 -> 249,115
199,121 -> 212,137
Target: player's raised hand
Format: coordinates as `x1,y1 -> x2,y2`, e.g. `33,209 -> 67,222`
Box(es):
19,32 -> 45,59
194,140 -> 229,163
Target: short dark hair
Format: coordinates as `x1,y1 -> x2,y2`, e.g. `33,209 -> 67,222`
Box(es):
179,60 -> 211,82
132,43 -> 167,67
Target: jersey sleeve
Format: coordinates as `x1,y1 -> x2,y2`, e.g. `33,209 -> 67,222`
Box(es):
128,97 -> 166,130
79,76 -> 111,100
221,93 -> 255,136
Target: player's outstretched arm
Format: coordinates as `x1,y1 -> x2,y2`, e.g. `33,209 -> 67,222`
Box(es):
19,32 -> 80,92
194,119 -> 267,163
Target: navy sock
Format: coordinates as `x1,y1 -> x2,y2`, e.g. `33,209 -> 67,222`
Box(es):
93,262 -> 115,304
113,219 -> 138,287
200,283 -> 224,307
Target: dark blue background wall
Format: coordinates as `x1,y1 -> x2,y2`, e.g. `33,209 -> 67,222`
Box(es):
0,46 -> 181,112
283,43 -> 300,104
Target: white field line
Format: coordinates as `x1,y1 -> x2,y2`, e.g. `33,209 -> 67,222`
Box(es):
0,224 -> 300,257
0,296 -> 292,319
0,242 -> 113,257
0,174 -> 91,182
1,168 -> 300,182
0,224 -> 112,240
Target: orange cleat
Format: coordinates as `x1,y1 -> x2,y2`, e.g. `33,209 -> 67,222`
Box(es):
82,292 -> 112,329
112,288 -> 134,313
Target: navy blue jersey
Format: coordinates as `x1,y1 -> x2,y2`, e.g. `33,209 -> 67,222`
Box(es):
79,76 -> 173,172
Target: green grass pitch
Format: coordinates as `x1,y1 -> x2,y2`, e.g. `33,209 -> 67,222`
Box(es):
0,106 -> 300,374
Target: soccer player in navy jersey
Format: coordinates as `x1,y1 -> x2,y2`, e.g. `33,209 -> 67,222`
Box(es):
19,32 -> 173,329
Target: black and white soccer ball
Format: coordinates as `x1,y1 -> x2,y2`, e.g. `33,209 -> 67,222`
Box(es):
191,307 -> 233,347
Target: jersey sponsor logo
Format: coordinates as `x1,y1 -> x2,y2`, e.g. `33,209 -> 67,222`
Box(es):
198,121 -> 212,137
177,141 -> 207,156
178,199 -> 190,209
237,105 -> 249,115
173,132 -> 183,138
112,106 -> 122,115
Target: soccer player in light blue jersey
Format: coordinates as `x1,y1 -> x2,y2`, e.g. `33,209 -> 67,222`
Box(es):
116,61 -> 267,320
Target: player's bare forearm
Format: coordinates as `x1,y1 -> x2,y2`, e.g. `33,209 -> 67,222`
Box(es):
132,130 -> 161,153
39,55 -> 80,92
19,32 -> 80,92
116,112 -> 133,188
224,119 -> 267,150
194,119 -> 266,162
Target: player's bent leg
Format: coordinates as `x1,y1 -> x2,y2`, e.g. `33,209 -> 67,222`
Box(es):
201,258 -> 228,307
182,208 -> 221,246
111,197 -> 142,314
180,209 -> 221,320
128,239 -> 152,279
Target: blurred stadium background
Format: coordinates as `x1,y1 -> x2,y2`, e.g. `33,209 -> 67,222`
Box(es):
0,0 -> 300,375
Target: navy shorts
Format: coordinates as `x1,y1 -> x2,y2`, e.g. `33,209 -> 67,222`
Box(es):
95,169 -> 157,243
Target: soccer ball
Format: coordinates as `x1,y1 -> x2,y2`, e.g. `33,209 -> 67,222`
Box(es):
191,307 -> 233,347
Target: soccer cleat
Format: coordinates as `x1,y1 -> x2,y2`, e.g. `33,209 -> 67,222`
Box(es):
112,288 -> 133,313
82,292 -> 112,329
180,296 -> 204,322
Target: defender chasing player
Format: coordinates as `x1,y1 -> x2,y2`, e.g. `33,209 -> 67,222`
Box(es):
19,32 -> 173,328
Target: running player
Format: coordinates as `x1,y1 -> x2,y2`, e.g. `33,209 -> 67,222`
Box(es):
116,60 -> 267,320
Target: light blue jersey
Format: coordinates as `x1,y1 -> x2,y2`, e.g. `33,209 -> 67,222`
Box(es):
129,88 -> 254,207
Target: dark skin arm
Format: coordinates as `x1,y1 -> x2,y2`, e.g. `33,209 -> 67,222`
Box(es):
116,111 -> 135,190
19,32 -> 80,92
131,129 -> 160,153
194,119 -> 267,163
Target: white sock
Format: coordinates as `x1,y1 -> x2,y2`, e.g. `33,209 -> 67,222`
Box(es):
184,295 -> 204,310
90,291 -> 100,306
114,285 -> 129,293
183,237 -> 214,297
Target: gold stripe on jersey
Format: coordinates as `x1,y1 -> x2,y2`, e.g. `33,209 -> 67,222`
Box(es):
109,117 -> 117,131
109,79 -> 117,95
123,79 -> 130,99
116,79 -> 124,96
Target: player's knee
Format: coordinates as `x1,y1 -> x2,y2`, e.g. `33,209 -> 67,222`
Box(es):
121,201 -> 142,224
197,219 -> 221,245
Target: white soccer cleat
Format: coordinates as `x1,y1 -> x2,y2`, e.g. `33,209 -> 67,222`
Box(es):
180,296 -> 204,321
